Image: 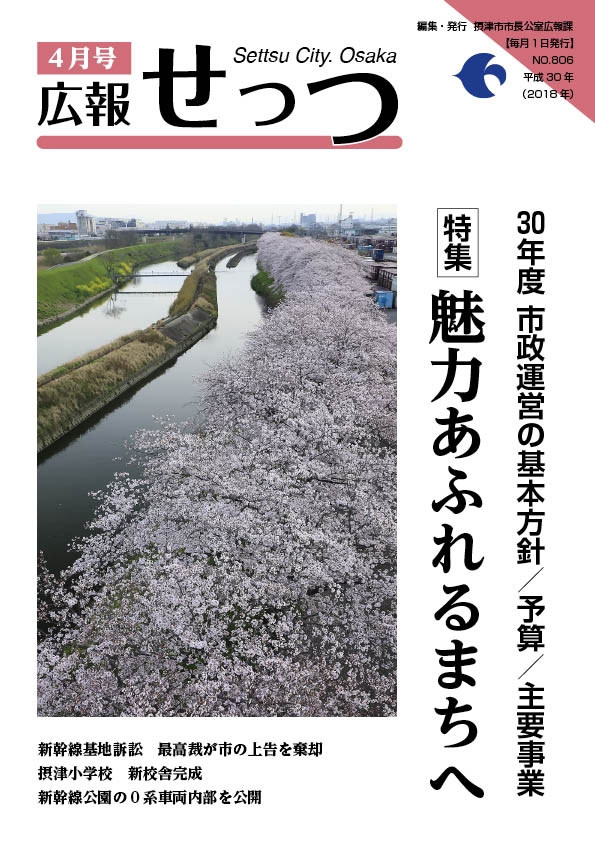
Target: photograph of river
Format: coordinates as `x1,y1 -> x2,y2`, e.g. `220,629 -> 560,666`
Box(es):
37,260 -> 193,376
38,254 -> 265,573
37,205 -> 398,717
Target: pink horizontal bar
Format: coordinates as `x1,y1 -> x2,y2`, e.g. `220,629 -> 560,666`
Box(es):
37,135 -> 402,150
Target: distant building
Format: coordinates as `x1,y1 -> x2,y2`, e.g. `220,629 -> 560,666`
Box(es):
154,220 -> 190,229
52,221 -> 77,231
94,221 -> 108,236
76,209 -> 96,236
378,219 -> 398,236
300,213 -> 317,228
326,214 -> 356,236
45,229 -> 78,240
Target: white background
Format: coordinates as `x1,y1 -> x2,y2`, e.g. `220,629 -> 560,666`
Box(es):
1,1 -> 593,839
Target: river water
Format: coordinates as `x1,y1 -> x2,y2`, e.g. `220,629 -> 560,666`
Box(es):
38,253 -> 265,573
37,259 -> 192,376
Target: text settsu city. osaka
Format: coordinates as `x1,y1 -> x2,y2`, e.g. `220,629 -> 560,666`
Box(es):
234,47 -> 397,68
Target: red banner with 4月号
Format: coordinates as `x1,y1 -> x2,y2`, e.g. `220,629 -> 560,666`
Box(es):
37,43 -> 131,74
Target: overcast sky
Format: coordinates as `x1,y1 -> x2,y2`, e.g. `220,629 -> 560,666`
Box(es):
38,203 -> 397,224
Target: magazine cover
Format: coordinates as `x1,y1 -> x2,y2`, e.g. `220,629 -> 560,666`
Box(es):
2,0 -> 593,838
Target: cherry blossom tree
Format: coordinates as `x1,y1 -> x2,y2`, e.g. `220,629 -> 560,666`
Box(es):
38,234 -> 398,716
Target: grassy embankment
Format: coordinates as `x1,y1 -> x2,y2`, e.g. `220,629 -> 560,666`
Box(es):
38,242 -> 111,269
37,238 -> 193,323
251,266 -> 284,306
37,243 -> 247,452
168,260 -> 217,318
38,329 -> 176,449
226,246 -> 257,269
169,244 -> 255,318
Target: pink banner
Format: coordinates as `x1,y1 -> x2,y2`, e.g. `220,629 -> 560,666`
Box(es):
446,1 -> 594,123
37,42 -> 131,74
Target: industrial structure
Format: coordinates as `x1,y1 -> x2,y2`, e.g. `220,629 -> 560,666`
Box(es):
75,209 -> 96,236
